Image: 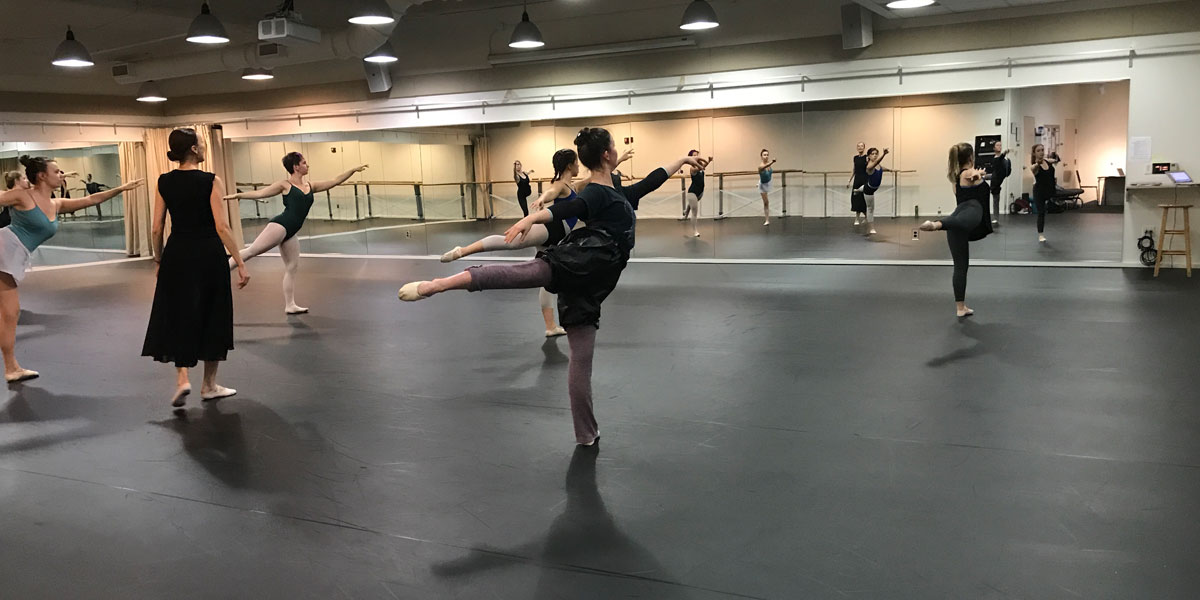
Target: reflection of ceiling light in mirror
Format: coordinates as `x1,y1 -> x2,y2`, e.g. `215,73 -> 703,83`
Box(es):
887,0 -> 936,8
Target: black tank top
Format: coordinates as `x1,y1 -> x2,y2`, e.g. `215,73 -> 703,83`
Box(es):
956,180 -> 993,241
516,173 -> 531,196
1034,163 -> 1056,198
158,170 -> 218,238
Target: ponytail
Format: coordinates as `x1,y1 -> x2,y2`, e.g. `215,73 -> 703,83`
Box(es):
946,142 -> 973,184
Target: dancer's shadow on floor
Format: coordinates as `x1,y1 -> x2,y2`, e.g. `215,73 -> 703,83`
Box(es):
152,399 -> 328,494
0,387 -> 130,454
926,320 -> 1041,368
432,446 -> 688,598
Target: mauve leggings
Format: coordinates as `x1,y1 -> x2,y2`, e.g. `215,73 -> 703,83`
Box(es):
467,261 -> 600,444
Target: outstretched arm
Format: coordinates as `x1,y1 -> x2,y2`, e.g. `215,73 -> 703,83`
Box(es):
866,149 -> 889,171
211,176 -> 250,289
0,188 -> 31,208
224,181 -> 286,202
625,156 -> 709,207
56,179 -> 145,214
311,164 -> 368,194
529,181 -> 564,212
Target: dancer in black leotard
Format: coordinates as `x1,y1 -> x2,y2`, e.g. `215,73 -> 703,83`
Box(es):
682,150 -> 713,237
919,142 -> 993,318
847,142 -> 868,225
1030,143 -> 1059,243
398,128 -> 707,446
514,161 -> 535,217
223,153 -> 367,314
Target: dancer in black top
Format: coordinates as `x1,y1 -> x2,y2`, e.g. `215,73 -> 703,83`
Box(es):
1030,143 -> 1059,243
398,127 -> 707,446
847,142 -> 868,225
514,160 -> 535,217
919,142 -> 993,318
682,150 -> 713,238
143,128 -> 249,407
987,141 -> 1011,225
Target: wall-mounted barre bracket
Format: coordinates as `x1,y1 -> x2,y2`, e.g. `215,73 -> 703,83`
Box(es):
627,90 -> 633,106
481,101 -> 487,115
551,95 -> 556,111
897,67 -> 904,85
1128,49 -> 1136,68
1006,58 -> 1014,78
800,76 -> 811,92
709,82 -> 714,99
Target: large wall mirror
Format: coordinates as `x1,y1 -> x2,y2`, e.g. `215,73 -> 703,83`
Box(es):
225,80 -> 1129,264
0,143 -> 130,266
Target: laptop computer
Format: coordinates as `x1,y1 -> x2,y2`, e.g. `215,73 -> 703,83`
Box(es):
1167,171 -> 1193,184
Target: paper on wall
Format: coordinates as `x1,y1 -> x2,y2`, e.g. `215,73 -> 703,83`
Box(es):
1129,136 -> 1152,161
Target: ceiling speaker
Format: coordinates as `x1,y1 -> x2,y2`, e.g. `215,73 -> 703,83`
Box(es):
841,3 -> 873,50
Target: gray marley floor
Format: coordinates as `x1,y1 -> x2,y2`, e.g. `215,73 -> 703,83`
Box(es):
0,257 -> 1196,599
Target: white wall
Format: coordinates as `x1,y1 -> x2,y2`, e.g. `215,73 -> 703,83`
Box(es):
1076,81 -> 1130,191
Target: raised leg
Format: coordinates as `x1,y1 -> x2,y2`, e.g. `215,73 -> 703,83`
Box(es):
446,225 -> 552,262
231,222 -> 288,269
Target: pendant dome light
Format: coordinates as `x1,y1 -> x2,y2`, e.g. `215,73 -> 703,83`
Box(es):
51,27 -> 94,68
508,5 -> 544,49
136,81 -> 168,102
241,67 -> 275,80
364,41 -> 399,63
187,2 -> 230,44
680,0 -> 719,30
349,0 -> 396,25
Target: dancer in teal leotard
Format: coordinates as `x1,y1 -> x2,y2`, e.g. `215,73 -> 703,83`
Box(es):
224,153 -> 366,314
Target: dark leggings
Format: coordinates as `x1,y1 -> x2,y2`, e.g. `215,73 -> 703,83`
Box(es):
991,189 -> 1001,219
517,193 -> 531,217
939,200 -> 982,303
466,261 -> 600,444
1033,192 -> 1047,233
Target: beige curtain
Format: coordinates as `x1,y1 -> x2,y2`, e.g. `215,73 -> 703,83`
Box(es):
119,141 -> 151,256
141,124 -> 245,250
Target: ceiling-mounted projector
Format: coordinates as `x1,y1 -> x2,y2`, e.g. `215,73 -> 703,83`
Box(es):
259,16 -> 321,45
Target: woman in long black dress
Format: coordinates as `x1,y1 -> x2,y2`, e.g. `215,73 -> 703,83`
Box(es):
919,142 -> 993,318
397,127 -> 706,446
142,128 -> 250,408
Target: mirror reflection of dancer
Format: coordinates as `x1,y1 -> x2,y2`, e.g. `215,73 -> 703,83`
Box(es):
142,128 -> 248,407
441,149 -> 585,337
987,141 -> 1011,225
861,147 -> 890,236
1030,143 -> 1059,243
514,160 -> 534,217
223,154 -> 367,314
1,170 -> 32,227
758,149 -> 776,226
681,150 -> 713,238
848,142 -> 868,225
918,143 -> 994,318
399,128 -> 707,446
0,156 -> 143,382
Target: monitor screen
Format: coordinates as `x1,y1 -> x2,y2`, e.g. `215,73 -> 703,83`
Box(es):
1167,171 -> 1193,184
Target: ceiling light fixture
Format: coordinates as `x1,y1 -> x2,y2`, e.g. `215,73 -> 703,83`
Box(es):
886,0 -> 937,8
364,41 -> 399,63
508,5 -> 544,49
187,2 -> 230,44
680,0 -> 720,31
51,27 -> 94,68
241,67 -> 275,80
136,80 -> 167,102
349,0 -> 396,25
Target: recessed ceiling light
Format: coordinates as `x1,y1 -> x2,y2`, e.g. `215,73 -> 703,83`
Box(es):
887,0 -> 936,8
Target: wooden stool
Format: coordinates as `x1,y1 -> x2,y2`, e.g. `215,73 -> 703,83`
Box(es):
1154,204 -> 1193,277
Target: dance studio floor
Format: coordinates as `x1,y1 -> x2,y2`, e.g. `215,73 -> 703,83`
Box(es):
2,257 -> 1197,599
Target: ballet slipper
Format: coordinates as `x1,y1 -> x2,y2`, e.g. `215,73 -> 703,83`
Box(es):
171,384 -> 191,408
285,305 -> 309,315
919,220 -> 941,231
440,246 -> 463,263
201,386 -> 236,401
5,369 -> 39,383
545,326 -> 567,338
956,307 -> 975,318
398,281 -> 430,302
693,231 -> 701,237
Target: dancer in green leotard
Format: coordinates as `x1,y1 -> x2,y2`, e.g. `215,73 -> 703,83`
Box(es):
224,153 -> 366,314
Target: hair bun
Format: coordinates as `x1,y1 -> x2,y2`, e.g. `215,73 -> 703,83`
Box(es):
166,150 -> 181,162
574,128 -> 593,147
18,155 -> 32,167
